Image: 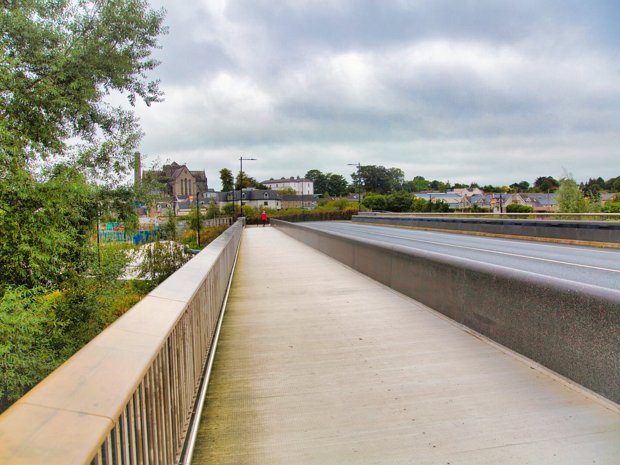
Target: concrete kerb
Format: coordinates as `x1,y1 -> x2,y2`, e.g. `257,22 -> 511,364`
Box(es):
272,219 -> 620,404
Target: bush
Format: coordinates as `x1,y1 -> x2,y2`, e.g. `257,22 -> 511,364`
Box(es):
506,204 -> 534,213
603,202 -> 620,213
179,224 -> 230,250
362,193 -> 387,211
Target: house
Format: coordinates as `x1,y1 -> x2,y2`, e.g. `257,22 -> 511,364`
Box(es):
468,193 -> 515,212
143,162 -> 208,199
519,193 -> 557,212
415,192 -> 470,210
261,176 -> 314,195
217,189 -> 282,210
450,187 -> 484,197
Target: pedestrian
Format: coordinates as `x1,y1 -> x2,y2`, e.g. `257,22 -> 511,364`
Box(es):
260,210 -> 268,227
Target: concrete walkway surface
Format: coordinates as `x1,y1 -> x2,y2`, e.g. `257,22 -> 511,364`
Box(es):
191,227 -> 620,465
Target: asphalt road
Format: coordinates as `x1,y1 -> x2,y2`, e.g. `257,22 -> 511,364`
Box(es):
303,222 -> 620,292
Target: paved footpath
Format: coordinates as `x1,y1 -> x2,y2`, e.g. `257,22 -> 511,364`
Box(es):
191,227 -> 620,465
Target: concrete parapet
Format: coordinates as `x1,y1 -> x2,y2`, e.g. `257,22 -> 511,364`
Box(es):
273,219 -> 620,404
353,215 -> 620,244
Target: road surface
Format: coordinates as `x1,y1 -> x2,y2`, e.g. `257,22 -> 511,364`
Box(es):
303,222 -> 620,291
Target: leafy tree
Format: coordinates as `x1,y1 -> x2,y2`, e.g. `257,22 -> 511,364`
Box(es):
161,207 -> 178,240
556,176 -> 600,213
429,180 -> 449,192
305,169 -> 329,194
351,165 -> 405,195
405,176 -> 431,192
219,168 -> 234,191
361,194 -> 387,211
510,181 -> 530,192
533,176 -> 560,193
234,171 -> 267,190
386,191 -> 413,212
326,173 -> 349,196
1,0 -> 166,177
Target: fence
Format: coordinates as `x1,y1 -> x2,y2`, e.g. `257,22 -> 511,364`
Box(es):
0,219 -> 245,465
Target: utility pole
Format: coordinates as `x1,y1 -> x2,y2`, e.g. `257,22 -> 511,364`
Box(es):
239,156 -> 256,217
196,191 -> 201,248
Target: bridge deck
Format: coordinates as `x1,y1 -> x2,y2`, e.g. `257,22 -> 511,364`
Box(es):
191,227 -> 619,464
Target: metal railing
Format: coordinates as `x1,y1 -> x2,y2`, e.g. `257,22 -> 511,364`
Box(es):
0,219 -> 245,465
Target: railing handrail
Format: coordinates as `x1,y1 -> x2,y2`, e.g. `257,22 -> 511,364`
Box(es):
0,219 -> 245,465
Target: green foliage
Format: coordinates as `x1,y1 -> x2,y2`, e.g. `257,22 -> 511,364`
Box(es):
137,240 -> 192,284
386,191 -> 413,212
0,287 -> 63,410
533,176 -> 560,193
1,0 -> 166,176
404,176 -> 430,192
361,193 -> 388,211
556,176 -> 600,213
271,209 -> 355,223
219,168 -> 234,192
179,225 -> 229,250
221,202 -> 240,215
205,201 -> 219,219
0,166 -> 96,289
161,208 -> 177,240
411,197 -> 428,212
350,165 -> 404,195
506,204 -> 534,213
603,202 -> 620,213
304,170 -> 350,197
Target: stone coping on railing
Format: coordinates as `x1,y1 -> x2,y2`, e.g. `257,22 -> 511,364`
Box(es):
0,220 -> 244,465
273,219 -> 620,404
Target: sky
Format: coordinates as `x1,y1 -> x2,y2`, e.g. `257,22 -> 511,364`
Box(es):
131,0 -> 620,191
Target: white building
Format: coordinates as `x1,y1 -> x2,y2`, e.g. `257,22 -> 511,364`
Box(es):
261,176 -> 314,195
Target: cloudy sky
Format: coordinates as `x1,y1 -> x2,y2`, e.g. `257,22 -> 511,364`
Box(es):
133,0 -> 619,190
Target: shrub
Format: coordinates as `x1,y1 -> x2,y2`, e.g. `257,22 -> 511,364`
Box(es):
506,204 -> 534,213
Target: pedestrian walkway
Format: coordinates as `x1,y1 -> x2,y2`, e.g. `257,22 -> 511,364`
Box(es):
191,227 -> 620,464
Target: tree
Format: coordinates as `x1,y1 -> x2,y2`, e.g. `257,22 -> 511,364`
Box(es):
219,168 -> 234,192
386,191 -> 413,212
326,173 -> 349,196
404,176 -> 430,192
556,176 -> 599,213
234,171 -> 267,190
1,0 -> 166,178
533,176 -> 560,193
305,169 -> 329,194
351,165 -> 404,195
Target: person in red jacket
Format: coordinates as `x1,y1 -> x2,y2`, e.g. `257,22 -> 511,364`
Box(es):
260,210 -> 268,227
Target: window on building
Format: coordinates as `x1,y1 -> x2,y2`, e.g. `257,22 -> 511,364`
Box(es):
264,201 -> 268,206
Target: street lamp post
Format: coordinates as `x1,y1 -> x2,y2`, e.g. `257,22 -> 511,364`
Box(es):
195,191 -> 201,248
347,162 -> 362,212
239,156 -> 256,217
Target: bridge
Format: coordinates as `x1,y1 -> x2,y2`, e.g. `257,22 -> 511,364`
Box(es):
1,219 -> 619,464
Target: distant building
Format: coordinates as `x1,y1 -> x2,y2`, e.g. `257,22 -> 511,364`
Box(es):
143,162 -> 208,200
217,190 -> 282,210
261,176 -> 314,195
